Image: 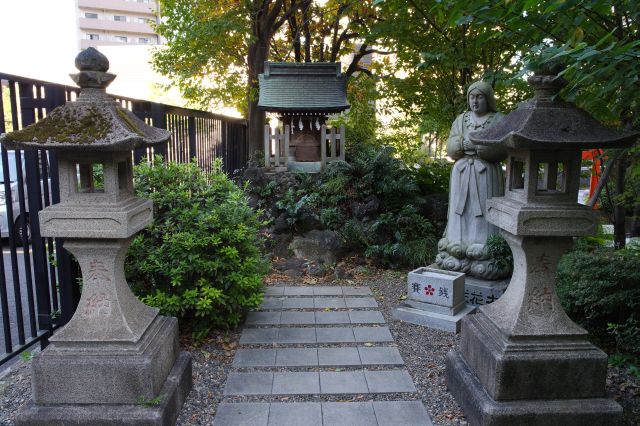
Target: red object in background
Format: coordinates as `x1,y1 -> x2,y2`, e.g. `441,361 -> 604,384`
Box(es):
582,149 -> 603,208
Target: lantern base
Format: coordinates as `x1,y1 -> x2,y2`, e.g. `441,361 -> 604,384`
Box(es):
445,350 -> 621,426
28,316 -> 187,405
16,351 -> 192,426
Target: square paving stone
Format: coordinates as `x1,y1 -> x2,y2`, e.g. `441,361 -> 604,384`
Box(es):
358,347 -> 404,365
272,372 -> 320,395
267,403 -> 322,426
276,348 -> 318,366
246,312 -> 281,325
284,286 -> 314,296
213,403 -> 269,426
315,311 -> 350,325
345,297 -> 378,308
280,311 -> 316,325
318,347 -> 361,366
315,327 -> 355,343
349,310 -> 385,324
233,349 -> 277,367
313,286 -> 343,296
372,401 -> 433,426
364,370 -> 416,393
320,371 -> 368,394
224,372 -> 274,395
321,402 -> 377,426
264,287 -> 285,296
313,297 -> 347,309
259,298 -> 283,309
282,298 -> 315,309
353,326 -> 394,343
240,328 -> 279,344
342,286 -> 372,296
277,327 -> 316,344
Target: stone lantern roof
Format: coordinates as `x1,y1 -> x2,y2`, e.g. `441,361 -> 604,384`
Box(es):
258,62 -> 350,113
470,72 -> 638,149
0,47 -> 170,151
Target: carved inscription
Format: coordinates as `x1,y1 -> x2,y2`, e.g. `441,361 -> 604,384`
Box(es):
87,259 -> 111,282
81,292 -> 112,318
527,287 -> 554,313
530,253 -> 551,274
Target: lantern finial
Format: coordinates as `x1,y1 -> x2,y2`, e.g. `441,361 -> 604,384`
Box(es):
70,47 -> 116,89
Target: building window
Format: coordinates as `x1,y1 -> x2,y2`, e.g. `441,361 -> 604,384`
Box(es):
137,17 -> 154,24
88,34 -> 100,40
114,36 -> 128,43
138,37 -> 150,44
114,15 -> 126,22
85,12 -> 98,19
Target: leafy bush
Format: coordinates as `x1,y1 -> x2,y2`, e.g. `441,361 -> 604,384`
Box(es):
556,247 -> 640,361
126,157 -> 268,337
412,159 -> 452,194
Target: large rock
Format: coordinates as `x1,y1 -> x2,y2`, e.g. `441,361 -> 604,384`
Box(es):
289,230 -> 344,264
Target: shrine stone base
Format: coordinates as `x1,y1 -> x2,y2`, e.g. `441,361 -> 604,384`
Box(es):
445,311 -> 622,426
288,160 -> 322,173
445,351 -> 622,426
393,302 -> 476,333
16,352 -> 192,426
464,276 -> 510,306
17,316 -> 193,426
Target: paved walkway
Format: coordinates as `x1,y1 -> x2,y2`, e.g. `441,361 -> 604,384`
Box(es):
213,285 -> 433,426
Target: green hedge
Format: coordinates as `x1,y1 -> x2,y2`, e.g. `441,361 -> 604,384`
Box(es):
557,247 -> 640,360
126,158 -> 268,338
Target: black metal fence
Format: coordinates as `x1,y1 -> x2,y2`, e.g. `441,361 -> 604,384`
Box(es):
0,72 -> 248,367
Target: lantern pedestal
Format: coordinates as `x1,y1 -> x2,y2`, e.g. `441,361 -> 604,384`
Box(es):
445,232 -> 621,425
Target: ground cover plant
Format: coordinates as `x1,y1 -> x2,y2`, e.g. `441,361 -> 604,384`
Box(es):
126,157 -> 268,339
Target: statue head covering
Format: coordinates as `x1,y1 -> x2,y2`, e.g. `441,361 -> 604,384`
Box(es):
466,81 -> 497,113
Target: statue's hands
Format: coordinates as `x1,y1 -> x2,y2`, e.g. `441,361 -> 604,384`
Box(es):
462,137 -> 476,152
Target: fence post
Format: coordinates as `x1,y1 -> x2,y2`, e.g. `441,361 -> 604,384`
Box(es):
330,127 -> 337,159
274,128 -> 280,167
18,82 -> 52,339
284,125 -> 290,168
151,103 -> 167,160
340,125 -> 346,161
188,116 -> 196,162
264,125 -> 270,167
320,125 -> 327,169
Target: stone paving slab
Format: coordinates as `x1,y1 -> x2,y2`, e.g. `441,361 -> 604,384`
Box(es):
259,296 -> 379,310
320,371 -> 368,394
224,372 -> 274,395
348,310 -> 386,324
215,402 -> 432,426
239,326 -> 394,344
365,370 -> 416,393
247,311 -> 387,326
262,286 -> 372,297
272,372 -> 320,395
233,347 -> 404,367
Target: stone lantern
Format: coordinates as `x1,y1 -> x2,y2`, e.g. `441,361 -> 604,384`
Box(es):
445,67 -> 638,425
0,48 -> 192,425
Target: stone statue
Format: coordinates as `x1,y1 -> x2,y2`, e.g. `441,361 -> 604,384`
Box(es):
436,81 -> 510,280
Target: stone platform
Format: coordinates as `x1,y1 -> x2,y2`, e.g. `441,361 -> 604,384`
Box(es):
213,285 -> 433,425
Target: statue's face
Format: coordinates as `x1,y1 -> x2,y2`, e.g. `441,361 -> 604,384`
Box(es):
468,89 -> 488,115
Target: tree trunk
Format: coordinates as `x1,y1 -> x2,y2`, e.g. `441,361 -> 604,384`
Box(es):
247,39 -> 269,159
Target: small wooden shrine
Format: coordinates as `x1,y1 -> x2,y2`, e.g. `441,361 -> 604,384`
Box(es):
259,62 -> 349,172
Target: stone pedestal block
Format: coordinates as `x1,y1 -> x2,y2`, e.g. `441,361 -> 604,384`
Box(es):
445,350 -> 622,426
464,276 -> 509,306
32,316 -> 179,405
17,352 -> 192,426
459,311 -> 608,401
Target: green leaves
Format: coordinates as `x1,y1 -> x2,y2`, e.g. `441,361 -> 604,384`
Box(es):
127,156 -> 268,336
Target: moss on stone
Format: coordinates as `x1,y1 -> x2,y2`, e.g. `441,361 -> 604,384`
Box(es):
5,105 -> 112,144
116,108 -> 145,137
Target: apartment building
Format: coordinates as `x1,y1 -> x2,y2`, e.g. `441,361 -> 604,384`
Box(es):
77,0 -> 162,49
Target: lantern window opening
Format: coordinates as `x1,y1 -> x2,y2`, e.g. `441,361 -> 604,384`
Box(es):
536,161 -> 567,194
117,161 -> 132,192
510,158 -> 526,190
75,162 -> 105,193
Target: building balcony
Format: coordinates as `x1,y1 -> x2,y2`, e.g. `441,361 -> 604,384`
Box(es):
78,0 -> 158,15
79,18 -> 155,35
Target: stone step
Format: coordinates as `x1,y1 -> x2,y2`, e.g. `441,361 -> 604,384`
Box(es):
264,286 -> 372,297
213,401 -> 433,426
240,326 -> 394,344
223,370 -> 416,395
232,346 -> 404,367
258,296 -> 378,310
246,310 -> 385,326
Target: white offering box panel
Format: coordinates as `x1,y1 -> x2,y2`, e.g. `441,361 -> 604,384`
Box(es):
407,267 -> 465,308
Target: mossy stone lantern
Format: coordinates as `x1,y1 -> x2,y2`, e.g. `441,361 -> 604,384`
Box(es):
444,68 -> 638,425
1,48 -> 192,425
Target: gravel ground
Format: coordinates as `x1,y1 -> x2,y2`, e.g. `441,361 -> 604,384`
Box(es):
1,266 -> 638,425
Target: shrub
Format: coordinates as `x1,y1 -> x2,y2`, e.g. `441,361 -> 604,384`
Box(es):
126,157 -> 268,337
412,159 -> 453,194
556,247 -> 640,360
